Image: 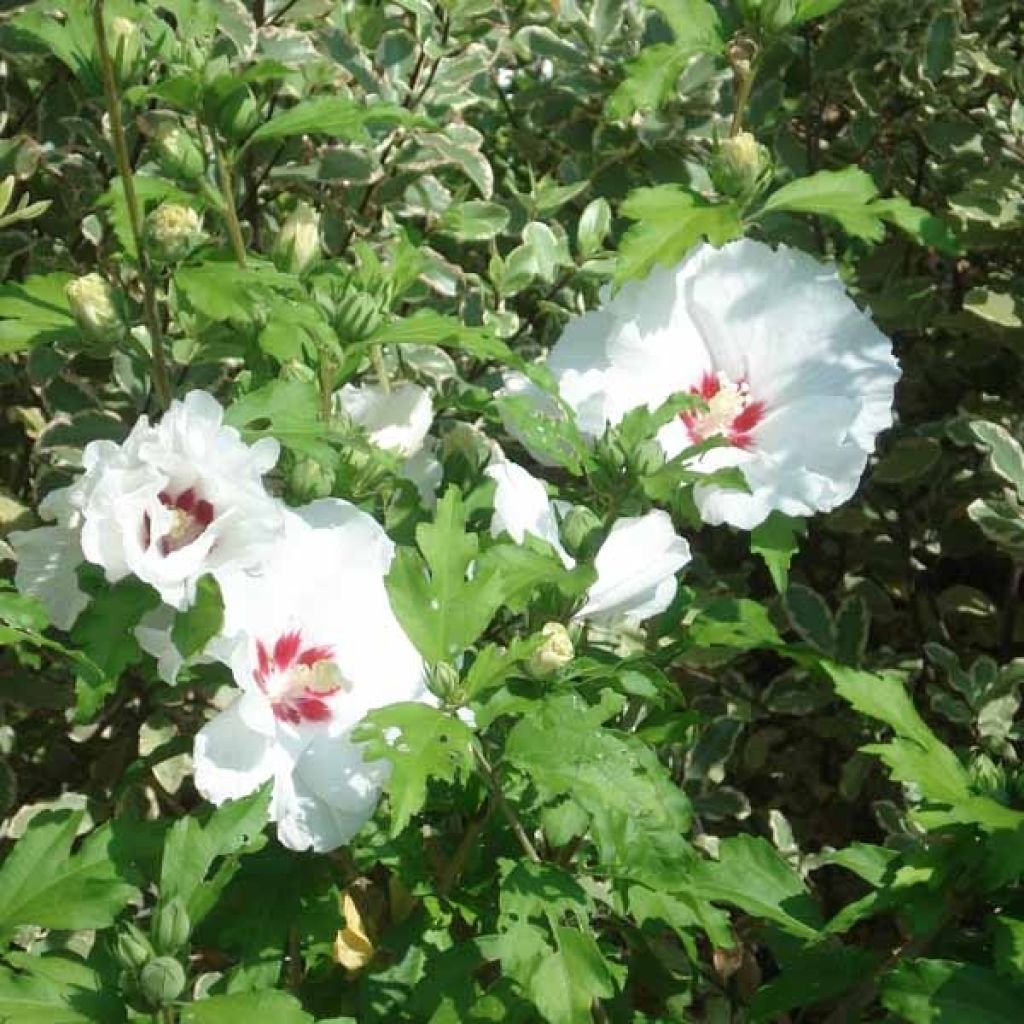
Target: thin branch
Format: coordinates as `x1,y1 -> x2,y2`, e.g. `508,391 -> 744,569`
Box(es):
92,0 -> 172,409
473,746 -> 541,863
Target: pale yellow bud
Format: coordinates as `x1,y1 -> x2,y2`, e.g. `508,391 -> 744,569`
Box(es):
66,273 -> 121,343
529,622 -> 574,676
710,132 -> 771,198
274,203 -> 321,275
145,203 -> 204,262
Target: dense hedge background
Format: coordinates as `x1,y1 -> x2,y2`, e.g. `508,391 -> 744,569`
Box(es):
1,0 -> 1024,1021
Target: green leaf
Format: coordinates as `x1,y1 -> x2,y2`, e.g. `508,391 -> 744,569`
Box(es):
226,379 -> 338,465
783,583 -> 836,656
968,498 -> 1024,557
688,597 -> 783,649
970,420 -> 1024,499
616,187 -> 742,284
496,394 -> 593,476
0,811 -> 139,940
476,541 -> 594,612
822,663 -> 1024,828
690,835 -> 822,939
171,576 -> 224,659
354,703 -> 475,836
751,512 -> 806,593
70,578 -> 160,721
245,96 -> 410,146
881,959 -> 1024,1023
384,487 -> 507,663
793,0 -> 847,21
873,437 -> 943,485
530,927 -> 618,1024
437,200 -> 510,241
758,167 -> 883,238
577,198 -> 612,257
505,692 -> 691,867
160,787 -> 271,924
174,259 -> 300,323
463,636 -> 545,702
871,197 -> 960,254
0,272 -> 77,353
181,990 -> 314,1023
993,916 -> 1024,978
835,594 -> 870,667
0,953 -> 126,1023
608,0 -> 723,117
365,310 -> 511,364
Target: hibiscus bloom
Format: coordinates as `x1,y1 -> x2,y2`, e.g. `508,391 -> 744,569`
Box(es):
194,499 -> 428,852
10,391 -> 282,618
486,458 -> 690,625
334,381 -> 442,506
507,239 -> 900,529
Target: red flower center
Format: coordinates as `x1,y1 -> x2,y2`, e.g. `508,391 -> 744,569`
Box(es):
142,487 -> 216,555
680,371 -> 765,450
254,630 -> 342,725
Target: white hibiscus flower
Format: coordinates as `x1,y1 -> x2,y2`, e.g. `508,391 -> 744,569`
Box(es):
194,499 -> 428,853
66,390 -> 283,609
508,239 -> 900,529
334,381 -> 441,506
485,458 -> 690,625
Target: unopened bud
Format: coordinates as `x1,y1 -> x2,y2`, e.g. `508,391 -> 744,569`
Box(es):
139,956 -> 186,1006
529,622 -> 574,676
710,132 -> 771,198
289,456 -> 334,502
112,923 -> 154,973
66,273 -> 122,346
560,505 -> 602,555
427,662 -> 463,703
273,203 -> 321,275
109,16 -> 142,74
152,897 -> 190,954
334,292 -> 381,345
145,203 -> 205,263
153,125 -> 204,181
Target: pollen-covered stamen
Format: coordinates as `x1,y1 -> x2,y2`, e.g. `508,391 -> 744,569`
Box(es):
681,371 -> 766,450
143,487 -> 216,556
254,631 -> 345,724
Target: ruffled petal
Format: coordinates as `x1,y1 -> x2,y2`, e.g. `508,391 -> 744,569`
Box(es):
193,698 -> 279,805
335,382 -> 434,457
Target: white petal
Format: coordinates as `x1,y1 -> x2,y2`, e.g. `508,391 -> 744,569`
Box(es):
485,460 -> 574,568
271,728 -> 387,852
574,511 -> 691,626
9,523 -> 88,630
400,441 -> 443,509
193,698 -> 279,805
335,382 -> 434,457
134,606 -> 184,684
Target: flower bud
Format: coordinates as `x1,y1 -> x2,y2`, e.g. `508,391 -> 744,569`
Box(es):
145,203 -> 205,263
66,273 -> 123,347
151,897 -> 191,955
273,203 -> 321,275
709,132 -> 771,198
334,292 -> 381,345
427,662 -> 463,703
529,622 -> 574,676
112,923 -> 154,973
139,956 -> 186,1007
560,505 -> 602,555
153,124 -> 204,181
108,16 -> 143,78
289,456 -> 334,503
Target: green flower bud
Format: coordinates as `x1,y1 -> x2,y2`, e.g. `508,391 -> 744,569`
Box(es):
153,125 -> 205,181
273,203 -> 321,275
442,423 -> 493,476
289,456 -> 335,502
560,505 -> 602,555
335,293 -> 381,346
139,956 -> 186,1007
145,203 -> 205,263
66,273 -> 123,347
710,132 -> 772,199
112,923 -> 155,973
152,897 -> 191,955
427,662 -> 463,703
529,622 -> 574,676
108,16 -> 143,79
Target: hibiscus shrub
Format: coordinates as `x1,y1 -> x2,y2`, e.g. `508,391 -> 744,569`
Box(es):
1,0 -> 1023,1021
